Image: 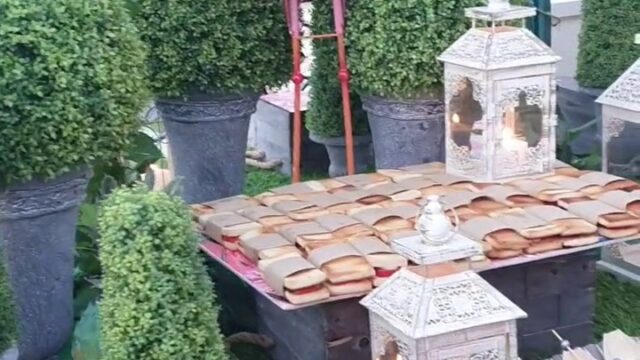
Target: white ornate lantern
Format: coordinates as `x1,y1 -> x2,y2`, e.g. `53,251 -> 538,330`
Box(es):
438,0 -> 561,181
361,269 -> 526,360
596,35 -> 640,178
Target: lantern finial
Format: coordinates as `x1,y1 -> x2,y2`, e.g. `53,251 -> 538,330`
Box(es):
466,0 -> 536,23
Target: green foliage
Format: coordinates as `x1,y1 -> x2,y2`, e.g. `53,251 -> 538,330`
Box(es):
72,302 -> 101,360
347,0 -> 479,98
137,0 -> 290,97
0,249 -> 16,353
306,0 -> 368,137
74,131 -> 163,320
99,186 -> 227,360
576,0 -> 640,88
0,0 -> 148,185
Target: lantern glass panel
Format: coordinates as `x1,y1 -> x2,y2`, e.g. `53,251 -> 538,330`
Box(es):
604,118 -> 640,179
448,77 -> 485,160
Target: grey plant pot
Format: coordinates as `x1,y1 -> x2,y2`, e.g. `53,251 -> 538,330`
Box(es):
309,133 -> 372,177
156,93 -> 260,204
361,95 -> 445,169
557,76 -> 605,156
0,168 -> 90,360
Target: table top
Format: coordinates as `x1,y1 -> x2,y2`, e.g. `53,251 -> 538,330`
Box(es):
200,235 -> 634,311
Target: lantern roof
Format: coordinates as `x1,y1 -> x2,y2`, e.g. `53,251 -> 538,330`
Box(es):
360,268 -> 526,339
596,58 -> 640,112
438,27 -> 560,71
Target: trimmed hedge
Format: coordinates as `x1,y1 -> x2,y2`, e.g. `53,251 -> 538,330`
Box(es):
99,186 -> 227,360
0,0 -> 148,185
137,0 -> 291,97
0,250 -> 16,353
306,1 -> 368,138
347,0 -> 479,99
576,0 -> 640,89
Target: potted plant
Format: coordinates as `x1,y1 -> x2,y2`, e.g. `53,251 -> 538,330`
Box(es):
0,0 -> 147,358
99,186 -> 228,359
558,0 -> 640,155
347,0 -> 475,169
137,0 -> 290,204
307,0 -> 371,177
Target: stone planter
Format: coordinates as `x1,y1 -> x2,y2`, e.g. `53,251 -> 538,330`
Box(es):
309,133 -> 372,177
557,77 -> 604,156
156,93 -> 260,204
361,95 -> 445,169
0,168 -> 90,360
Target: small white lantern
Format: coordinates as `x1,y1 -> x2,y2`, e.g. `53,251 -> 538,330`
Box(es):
438,0 -> 561,181
596,35 -> 640,177
361,268 -> 526,360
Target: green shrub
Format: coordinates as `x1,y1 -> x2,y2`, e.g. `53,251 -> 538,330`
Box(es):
0,0 -> 148,185
576,0 -> 640,88
137,0 -> 290,97
0,250 -> 16,353
306,1 -> 368,138
347,0 -> 480,99
99,186 -> 227,360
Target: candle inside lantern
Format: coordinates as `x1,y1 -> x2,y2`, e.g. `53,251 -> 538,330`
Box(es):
502,126 -> 528,163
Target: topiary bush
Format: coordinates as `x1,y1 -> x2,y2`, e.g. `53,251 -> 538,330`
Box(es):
0,0 -> 148,185
0,250 -> 16,353
137,0 -> 291,97
306,1 -> 368,138
576,0 -> 640,89
347,0 -> 480,99
99,185 -> 227,360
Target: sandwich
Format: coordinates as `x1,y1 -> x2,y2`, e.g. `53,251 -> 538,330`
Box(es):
200,212 -> 263,250
200,195 -> 259,214
563,199 -> 640,238
541,175 -> 604,195
239,233 -> 300,262
333,173 -> 391,189
481,185 -> 543,207
271,200 -> 329,221
255,181 -> 326,206
523,205 -> 597,237
278,221 -> 331,244
349,237 -> 407,286
490,208 -> 564,239
296,193 -> 362,214
348,207 -> 413,242
237,205 -> 295,231
261,255 -> 330,305
307,243 -> 374,296
460,216 -> 531,256
579,172 -> 640,192
509,179 -> 583,202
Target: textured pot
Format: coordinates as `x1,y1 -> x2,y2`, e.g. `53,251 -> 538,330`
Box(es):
156,93 -> 259,204
557,76 -> 604,156
361,95 -> 445,169
0,168 -> 90,360
309,133 -> 372,177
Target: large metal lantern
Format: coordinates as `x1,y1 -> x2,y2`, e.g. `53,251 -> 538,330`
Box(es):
438,0 -> 561,181
596,35 -> 640,178
361,269 -> 526,360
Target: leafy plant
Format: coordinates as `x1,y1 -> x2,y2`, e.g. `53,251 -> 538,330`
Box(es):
306,1 -> 368,138
136,0 -> 290,97
347,0 -> 479,99
99,186 -> 227,360
0,248 -> 16,353
73,131 -> 163,320
576,0 -> 640,89
0,0 -> 148,185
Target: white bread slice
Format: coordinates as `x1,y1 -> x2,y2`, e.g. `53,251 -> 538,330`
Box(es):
525,238 -> 565,254
325,279 -> 372,296
322,257 -> 374,284
552,218 -> 597,236
258,253 -> 300,272
285,287 -> 330,305
284,268 -> 327,290
562,235 -> 600,247
598,226 -> 639,239
486,249 -> 523,259
259,246 -> 301,260
365,253 -> 407,269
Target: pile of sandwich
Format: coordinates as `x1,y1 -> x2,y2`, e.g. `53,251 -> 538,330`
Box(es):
191,161 -> 640,304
